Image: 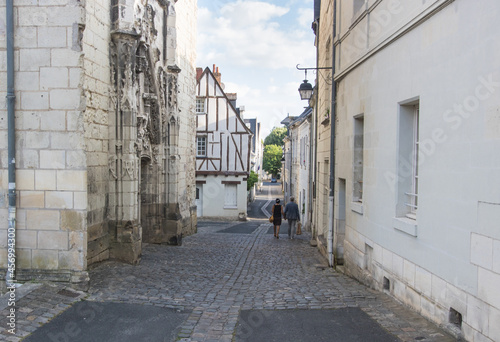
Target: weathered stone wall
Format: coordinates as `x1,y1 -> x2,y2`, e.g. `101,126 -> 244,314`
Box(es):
170,0 -> 198,237
82,0 -> 112,265
0,0 -> 88,286
0,0 -> 197,286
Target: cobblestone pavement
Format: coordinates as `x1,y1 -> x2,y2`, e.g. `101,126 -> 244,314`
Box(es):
0,283 -> 85,341
84,221 -> 454,342
0,194 -> 458,341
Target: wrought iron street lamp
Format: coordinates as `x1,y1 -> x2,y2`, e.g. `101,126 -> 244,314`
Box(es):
296,64 -> 333,101
298,79 -> 313,101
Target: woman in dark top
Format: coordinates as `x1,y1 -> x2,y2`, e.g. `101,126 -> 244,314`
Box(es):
271,199 -> 285,239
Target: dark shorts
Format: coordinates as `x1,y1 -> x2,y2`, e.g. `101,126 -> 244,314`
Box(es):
273,217 -> 282,226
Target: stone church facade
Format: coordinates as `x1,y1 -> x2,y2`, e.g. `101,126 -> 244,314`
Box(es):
0,0 -> 197,288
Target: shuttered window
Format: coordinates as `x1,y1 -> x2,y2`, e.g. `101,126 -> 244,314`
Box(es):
224,184 -> 237,208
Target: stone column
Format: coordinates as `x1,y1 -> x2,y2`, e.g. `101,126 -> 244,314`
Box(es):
165,67 -> 184,245
108,31 -> 142,264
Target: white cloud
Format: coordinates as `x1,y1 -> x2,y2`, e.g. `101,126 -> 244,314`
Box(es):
197,0 -> 317,139
297,8 -> 313,29
223,81 -> 262,99
197,1 -> 314,69
220,1 -> 289,26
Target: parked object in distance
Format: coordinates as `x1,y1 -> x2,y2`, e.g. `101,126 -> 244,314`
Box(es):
271,178 -> 277,183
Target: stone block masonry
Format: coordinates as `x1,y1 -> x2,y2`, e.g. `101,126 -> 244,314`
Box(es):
0,0 -> 89,289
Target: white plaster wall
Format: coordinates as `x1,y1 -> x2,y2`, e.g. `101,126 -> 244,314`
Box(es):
197,176 -> 248,219
298,120 -> 310,227
337,1 -> 500,340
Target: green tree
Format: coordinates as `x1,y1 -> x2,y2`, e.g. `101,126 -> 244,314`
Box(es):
247,170 -> 259,191
263,144 -> 283,176
264,127 -> 287,146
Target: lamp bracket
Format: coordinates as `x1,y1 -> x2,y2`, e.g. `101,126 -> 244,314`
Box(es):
296,64 -> 333,71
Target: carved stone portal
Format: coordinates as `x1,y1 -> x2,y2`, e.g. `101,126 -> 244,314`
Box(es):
89,0 -> 190,268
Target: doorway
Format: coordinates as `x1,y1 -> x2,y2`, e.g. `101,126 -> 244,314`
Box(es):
196,185 -> 203,217
336,179 -> 346,264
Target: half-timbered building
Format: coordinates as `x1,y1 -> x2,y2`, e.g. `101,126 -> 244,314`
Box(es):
195,67 -> 252,220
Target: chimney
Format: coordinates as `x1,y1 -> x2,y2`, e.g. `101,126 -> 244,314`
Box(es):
196,67 -> 203,82
213,64 -> 222,85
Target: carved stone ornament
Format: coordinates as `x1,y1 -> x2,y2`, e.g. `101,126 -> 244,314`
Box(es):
109,156 -> 118,179
167,73 -> 178,110
123,160 -> 136,180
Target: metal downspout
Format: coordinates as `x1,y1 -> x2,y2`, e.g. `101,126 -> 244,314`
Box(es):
311,17 -> 320,242
328,0 -> 337,267
6,0 -> 17,286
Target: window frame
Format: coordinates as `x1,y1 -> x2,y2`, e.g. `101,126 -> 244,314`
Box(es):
224,183 -> 238,208
196,136 -> 207,157
196,97 -> 206,114
405,105 -> 419,219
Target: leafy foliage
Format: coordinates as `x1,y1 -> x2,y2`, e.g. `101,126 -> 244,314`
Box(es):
247,170 -> 259,191
264,127 -> 287,146
263,144 -> 283,176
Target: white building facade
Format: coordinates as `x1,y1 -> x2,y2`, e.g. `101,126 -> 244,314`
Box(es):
333,1 -> 500,341
244,118 -> 263,202
294,109 -> 312,230
282,108 -> 312,228
195,67 -> 252,220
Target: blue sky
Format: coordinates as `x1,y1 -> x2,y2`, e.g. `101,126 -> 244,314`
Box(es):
196,0 -> 316,139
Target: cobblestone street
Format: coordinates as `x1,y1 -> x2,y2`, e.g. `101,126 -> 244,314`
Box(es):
1,210 -> 458,341
85,220 -> 456,341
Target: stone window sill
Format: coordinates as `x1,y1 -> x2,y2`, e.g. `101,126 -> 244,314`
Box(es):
393,217 -> 418,237
351,202 -> 363,215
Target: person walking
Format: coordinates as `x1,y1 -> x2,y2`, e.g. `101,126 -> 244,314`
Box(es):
284,196 -> 300,240
271,199 -> 284,239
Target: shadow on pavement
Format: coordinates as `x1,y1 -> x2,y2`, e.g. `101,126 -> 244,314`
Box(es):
235,307 -> 400,342
23,301 -> 189,342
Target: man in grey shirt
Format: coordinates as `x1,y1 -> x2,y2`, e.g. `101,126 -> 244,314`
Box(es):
284,196 -> 300,239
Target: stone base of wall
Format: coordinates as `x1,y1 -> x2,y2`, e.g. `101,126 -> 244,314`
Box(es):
0,269 -> 90,291
152,202 -> 197,245
142,203 -> 169,244
316,234 -> 328,262
108,220 -> 142,265
141,203 -> 197,244
341,231 -> 497,342
87,222 -> 110,266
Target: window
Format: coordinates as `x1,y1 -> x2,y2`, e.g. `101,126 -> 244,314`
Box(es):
196,136 -> 207,157
300,137 -> 305,166
396,100 -> 419,220
196,98 -> 205,114
353,115 -> 364,203
406,106 -> 419,219
224,184 -> 237,208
